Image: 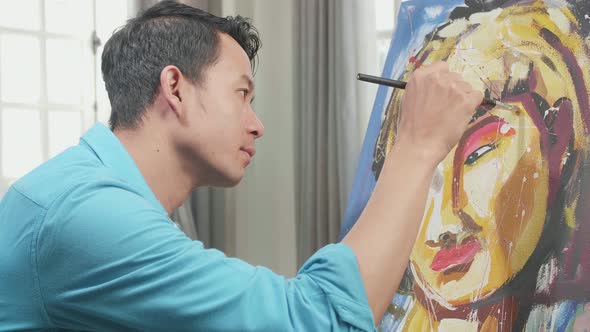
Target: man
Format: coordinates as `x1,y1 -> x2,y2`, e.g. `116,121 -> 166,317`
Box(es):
0,1 -> 483,330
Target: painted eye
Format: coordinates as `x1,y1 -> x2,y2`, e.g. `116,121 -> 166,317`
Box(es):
465,144 -> 496,165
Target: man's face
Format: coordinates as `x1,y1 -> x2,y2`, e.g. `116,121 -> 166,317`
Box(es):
176,33 -> 264,187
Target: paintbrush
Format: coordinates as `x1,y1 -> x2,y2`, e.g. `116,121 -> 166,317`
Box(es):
357,73 -> 517,111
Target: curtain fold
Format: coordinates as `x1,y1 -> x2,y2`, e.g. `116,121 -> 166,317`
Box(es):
295,0 -> 377,266
171,187 -> 228,250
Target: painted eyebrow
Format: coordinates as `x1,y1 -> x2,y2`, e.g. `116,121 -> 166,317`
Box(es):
461,118 -> 515,161
469,107 -> 488,124
457,115 -> 516,160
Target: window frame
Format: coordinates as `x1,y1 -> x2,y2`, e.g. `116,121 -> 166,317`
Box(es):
0,0 -> 135,188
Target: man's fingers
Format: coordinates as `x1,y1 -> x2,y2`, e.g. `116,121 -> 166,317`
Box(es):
467,90 -> 485,110
430,61 -> 450,72
419,61 -> 449,77
443,72 -> 473,92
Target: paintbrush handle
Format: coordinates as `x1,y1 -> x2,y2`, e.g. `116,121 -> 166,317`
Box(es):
357,73 -> 510,110
480,98 -> 498,108
357,73 -> 407,89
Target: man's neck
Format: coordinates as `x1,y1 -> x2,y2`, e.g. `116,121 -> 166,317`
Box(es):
114,123 -> 193,215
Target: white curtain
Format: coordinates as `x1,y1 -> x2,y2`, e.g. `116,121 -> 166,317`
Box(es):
295,0 -> 378,265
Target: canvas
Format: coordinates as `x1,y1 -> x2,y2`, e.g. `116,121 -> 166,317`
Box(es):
340,0 -> 590,330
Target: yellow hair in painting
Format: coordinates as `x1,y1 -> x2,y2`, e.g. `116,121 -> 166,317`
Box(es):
373,1 -> 590,331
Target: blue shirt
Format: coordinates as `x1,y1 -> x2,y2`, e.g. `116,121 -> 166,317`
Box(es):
0,124 -> 375,331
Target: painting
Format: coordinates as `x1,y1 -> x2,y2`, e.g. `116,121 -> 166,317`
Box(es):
339,0 -> 590,330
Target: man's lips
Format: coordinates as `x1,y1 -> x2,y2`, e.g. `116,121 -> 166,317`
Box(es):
430,238 -> 481,272
241,147 -> 256,158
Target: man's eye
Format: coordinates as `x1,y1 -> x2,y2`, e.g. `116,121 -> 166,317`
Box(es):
239,90 -> 248,98
465,144 -> 496,165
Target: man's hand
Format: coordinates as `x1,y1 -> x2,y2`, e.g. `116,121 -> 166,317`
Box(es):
395,61 -> 484,163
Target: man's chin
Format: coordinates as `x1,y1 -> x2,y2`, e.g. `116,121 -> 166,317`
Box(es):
219,178 -> 242,187
197,166 -> 245,187
215,171 -> 244,188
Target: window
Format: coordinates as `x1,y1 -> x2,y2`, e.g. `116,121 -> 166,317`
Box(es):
0,0 -> 134,196
375,0 -> 403,70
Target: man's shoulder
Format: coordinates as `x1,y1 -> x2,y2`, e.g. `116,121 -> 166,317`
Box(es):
11,145 -> 128,210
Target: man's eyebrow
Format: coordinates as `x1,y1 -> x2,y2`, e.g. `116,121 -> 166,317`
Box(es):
241,74 -> 255,91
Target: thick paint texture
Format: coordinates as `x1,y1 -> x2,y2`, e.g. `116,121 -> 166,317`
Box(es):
340,1 -> 590,330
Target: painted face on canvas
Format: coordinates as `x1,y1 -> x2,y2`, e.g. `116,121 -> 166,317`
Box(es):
412,105 -> 548,305
376,4 -> 586,306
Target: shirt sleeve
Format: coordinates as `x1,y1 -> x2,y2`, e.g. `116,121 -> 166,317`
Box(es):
36,182 -> 376,331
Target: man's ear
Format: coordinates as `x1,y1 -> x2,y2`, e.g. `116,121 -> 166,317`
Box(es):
159,65 -> 187,123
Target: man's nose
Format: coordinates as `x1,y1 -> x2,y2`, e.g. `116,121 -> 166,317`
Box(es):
247,108 -> 264,139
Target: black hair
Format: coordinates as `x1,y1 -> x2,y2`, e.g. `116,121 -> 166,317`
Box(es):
101,0 -> 261,130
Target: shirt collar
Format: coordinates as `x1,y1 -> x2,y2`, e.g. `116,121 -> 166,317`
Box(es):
80,123 -> 168,216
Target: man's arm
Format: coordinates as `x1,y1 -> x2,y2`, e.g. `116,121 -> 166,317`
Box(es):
38,181 -> 374,331
342,62 -> 484,323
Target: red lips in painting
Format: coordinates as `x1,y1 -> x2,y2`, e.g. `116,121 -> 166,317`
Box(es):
430,237 -> 481,272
